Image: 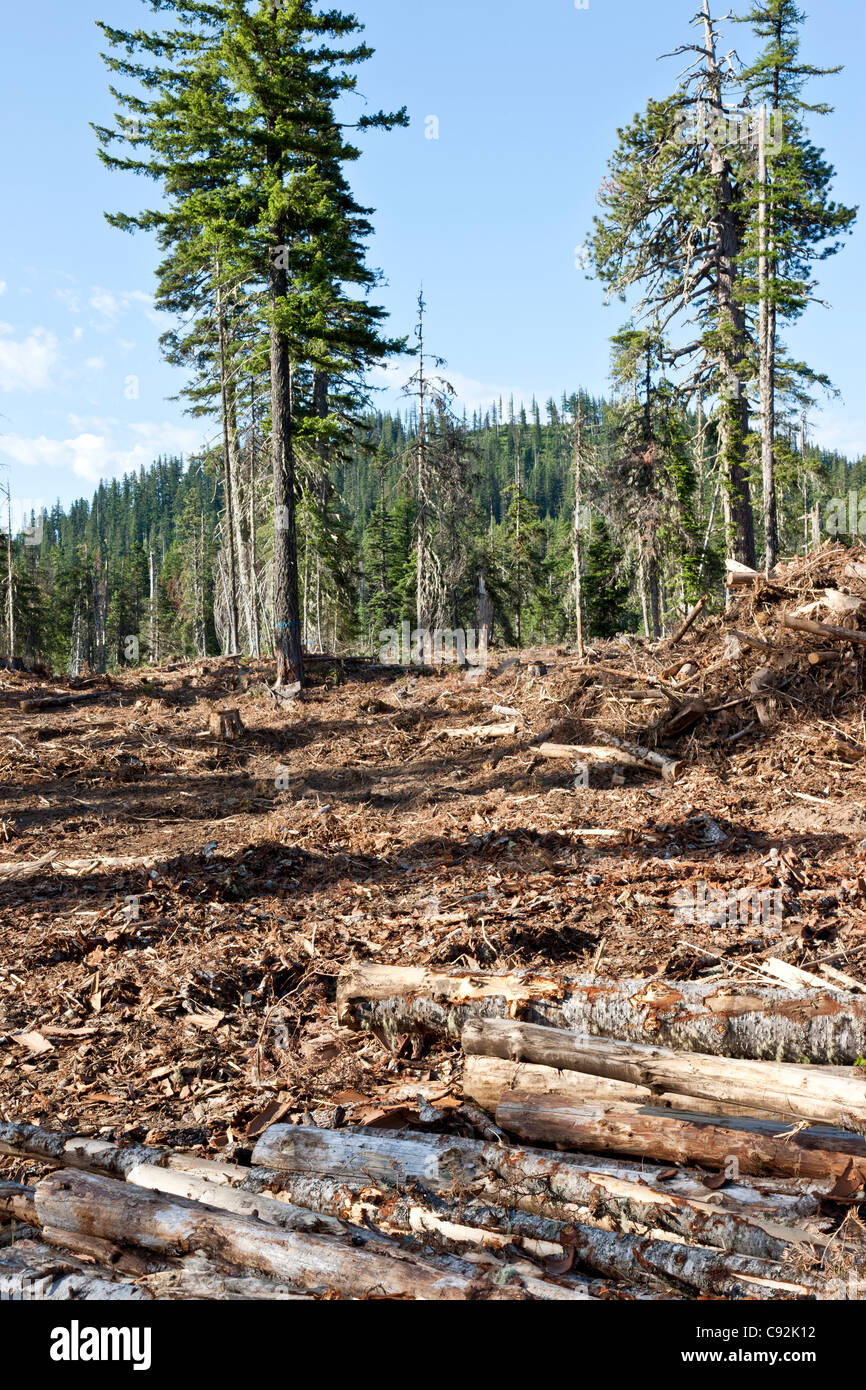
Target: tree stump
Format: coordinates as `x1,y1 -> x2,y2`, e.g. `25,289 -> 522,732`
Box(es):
209,709 -> 244,741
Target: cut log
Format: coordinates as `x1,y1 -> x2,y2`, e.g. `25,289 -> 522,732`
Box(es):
29,1169 -> 500,1301
665,596 -> 708,648
596,733 -> 683,781
461,1018 -> 866,1124
782,613 -> 866,647
441,722 -> 518,740
0,1122 -> 369,1236
0,1182 -> 36,1224
0,853 -> 164,883
252,1126 -> 823,1260
138,1257 -> 314,1301
727,561 -> 767,587
181,1169 -> 796,1301
0,1124 -> 574,1300
538,743 -> 643,766
461,1054 -> 848,1125
18,690 -> 105,712
495,1092 -> 866,1188
560,1225 -> 820,1300
338,963 -> 866,1064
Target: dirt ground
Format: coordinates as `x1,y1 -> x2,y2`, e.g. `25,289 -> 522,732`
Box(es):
4,548 -> 866,1178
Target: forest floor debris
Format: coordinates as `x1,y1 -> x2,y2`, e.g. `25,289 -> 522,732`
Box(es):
4,540 -> 866,1297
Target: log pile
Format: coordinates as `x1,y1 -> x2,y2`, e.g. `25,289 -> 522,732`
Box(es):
324,964 -> 866,1297
0,1116 -> 861,1301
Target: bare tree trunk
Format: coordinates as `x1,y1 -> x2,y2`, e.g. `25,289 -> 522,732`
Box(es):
268,236 -> 304,687
247,382 -> 261,659
3,485 -> 14,659
572,401 -> 585,657
148,548 -> 158,665
702,0 -> 756,567
215,271 -> 240,656
758,104 -> 778,572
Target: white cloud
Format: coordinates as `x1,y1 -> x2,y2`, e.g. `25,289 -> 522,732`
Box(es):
84,356 -> 106,373
0,421 -> 204,484
368,362 -> 538,416
89,287 -> 160,326
56,288 -> 81,314
0,282 -> 7,297
0,324 -> 59,393
810,409 -> 866,460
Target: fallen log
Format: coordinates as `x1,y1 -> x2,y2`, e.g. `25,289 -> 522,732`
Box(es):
440,722 -> 518,740
0,853 -> 165,883
0,1241 -> 148,1301
727,561 -> 768,588
252,1126 -> 824,1260
338,963 -> 866,1064
537,743 -> 645,767
461,1018 -> 866,1124
596,733 -> 683,781
665,596 -> 708,648
18,690 -> 106,712
27,1168 -> 501,1301
782,613 -> 866,647
176,1168 -> 788,1301
495,1092 -> 866,1189
461,1053 -> 805,1122
1,1128 -> 578,1299
138,1258 -> 315,1301
0,1122 -> 344,1236
562,1224 -> 820,1300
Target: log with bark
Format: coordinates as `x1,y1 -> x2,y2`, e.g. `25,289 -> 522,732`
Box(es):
20,1168 -> 509,1301
0,1125 -> 581,1300
338,963 -> 866,1064
0,1122 -> 346,1236
597,733 -> 683,781
18,690 -> 107,713
461,1053 -> 814,1123
665,596 -> 708,648
495,1092 -> 866,1190
782,612 -> 866,647
461,1018 -> 866,1125
537,743 -> 646,768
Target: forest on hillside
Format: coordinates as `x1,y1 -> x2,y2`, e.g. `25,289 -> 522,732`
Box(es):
1,0 -> 860,678
5,396 -> 863,673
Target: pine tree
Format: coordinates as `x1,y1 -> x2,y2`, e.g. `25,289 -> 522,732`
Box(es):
734,0 -> 857,568
584,518 -> 633,641
590,2 -> 757,564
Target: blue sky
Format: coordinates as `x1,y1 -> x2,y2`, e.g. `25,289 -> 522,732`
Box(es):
1,0 -> 863,522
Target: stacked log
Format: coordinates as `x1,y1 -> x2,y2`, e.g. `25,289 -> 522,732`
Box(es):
2,1116 -> 856,1301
